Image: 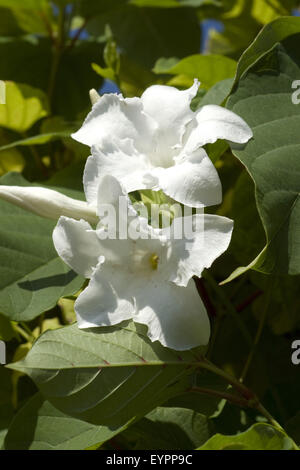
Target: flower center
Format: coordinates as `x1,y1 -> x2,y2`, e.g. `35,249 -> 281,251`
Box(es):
149,253 -> 159,270
129,246 -> 161,274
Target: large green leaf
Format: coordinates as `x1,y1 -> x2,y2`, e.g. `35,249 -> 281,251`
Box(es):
234,16 -> 300,84
122,406 -> 213,450
7,321 -> 205,426
194,78 -> 234,107
4,393 -> 128,450
0,82 -> 49,133
0,172 -> 84,321
224,36 -> 300,280
198,423 -> 296,450
153,54 -> 237,88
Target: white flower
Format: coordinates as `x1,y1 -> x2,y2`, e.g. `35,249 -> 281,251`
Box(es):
53,175 -> 233,351
0,185 -> 97,225
72,80 -> 252,209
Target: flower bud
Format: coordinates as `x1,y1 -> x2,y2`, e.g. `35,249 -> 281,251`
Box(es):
0,185 -> 98,225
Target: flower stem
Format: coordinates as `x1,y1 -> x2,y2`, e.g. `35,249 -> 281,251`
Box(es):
189,386 -> 249,408
13,324 -> 33,343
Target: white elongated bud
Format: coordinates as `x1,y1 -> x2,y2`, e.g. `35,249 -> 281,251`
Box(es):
89,88 -> 101,105
0,186 -> 98,225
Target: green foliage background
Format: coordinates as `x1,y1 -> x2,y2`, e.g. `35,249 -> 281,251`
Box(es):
0,0 -> 299,451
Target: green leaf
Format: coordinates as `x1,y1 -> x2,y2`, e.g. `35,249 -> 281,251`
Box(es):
235,16 -> 300,85
195,78 -> 234,107
0,146 -> 25,176
122,406 -> 213,450
165,371 -> 228,418
7,321 -> 205,426
224,37 -> 300,280
198,423 -> 295,450
0,1 -> 53,36
228,171 -> 265,267
0,82 -> 49,133
0,132 -> 72,151
4,393 -> 128,450
0,116 -> 78,152
91,63 -> 116,82
0,172 -> 84,321
153,54 -> 237,88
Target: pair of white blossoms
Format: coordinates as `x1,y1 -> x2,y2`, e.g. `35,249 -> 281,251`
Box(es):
0,80 -> 252,350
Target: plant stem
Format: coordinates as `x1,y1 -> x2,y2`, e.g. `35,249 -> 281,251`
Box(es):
198,357 -> 255,401
20,322 -> 35,339
195,356 -> 299,448
189,386 -> 250,408
13,324 -> 33,343
38,9 -> 55,45
67,18 -> 89,50
236,289 -> 262,312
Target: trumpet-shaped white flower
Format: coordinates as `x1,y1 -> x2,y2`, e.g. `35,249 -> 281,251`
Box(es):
72,80 -> 252,208
53,175 -> 233,350
0,185 -> 98,225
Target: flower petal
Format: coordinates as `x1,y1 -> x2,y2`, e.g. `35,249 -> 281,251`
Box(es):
72,93 -> 156,154
144,148 -> 222,208
75,262 -> 136,328
0,186 -> 97,224
134,277 -> 210,350
184,104 -> 253,152
141,79 -> 199,154
75,261 -> 210,350
163,214 -> 234,287
84,139 -> 150,206
53,216 -> 102,278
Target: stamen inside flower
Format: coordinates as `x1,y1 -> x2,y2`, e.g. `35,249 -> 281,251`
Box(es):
149,253 -> 159,270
